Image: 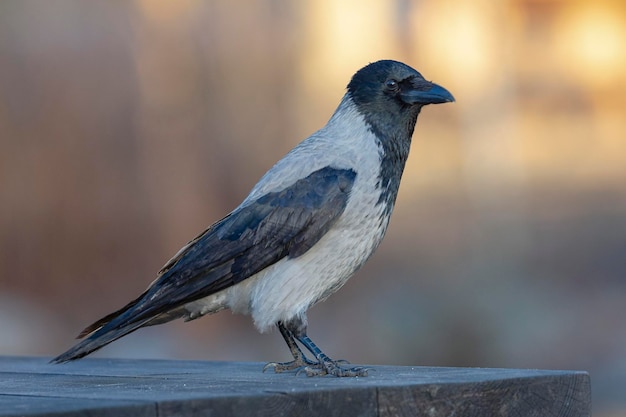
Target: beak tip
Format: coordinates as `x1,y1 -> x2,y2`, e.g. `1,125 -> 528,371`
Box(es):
429,84 -> 455,105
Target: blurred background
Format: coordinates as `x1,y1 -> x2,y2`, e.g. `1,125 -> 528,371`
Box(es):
1,0 -> 625,414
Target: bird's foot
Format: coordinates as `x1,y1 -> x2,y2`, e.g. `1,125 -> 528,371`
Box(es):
263,356 -> 317,374
298,357 -> 369,377
272,322 -> 369,377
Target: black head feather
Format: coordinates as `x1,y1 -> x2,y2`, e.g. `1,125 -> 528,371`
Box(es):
347,60 -> 453,215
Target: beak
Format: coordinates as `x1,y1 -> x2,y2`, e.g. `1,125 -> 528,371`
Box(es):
400,80 -> 455,106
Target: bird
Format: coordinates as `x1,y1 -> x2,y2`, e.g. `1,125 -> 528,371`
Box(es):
51,60 -> 454,377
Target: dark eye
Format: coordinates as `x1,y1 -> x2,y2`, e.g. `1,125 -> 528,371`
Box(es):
385,79 -> 399,90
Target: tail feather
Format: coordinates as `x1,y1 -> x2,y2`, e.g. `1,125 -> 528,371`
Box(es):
76,291 -> 147,339
51,315 -> 151,363
51,291 -> 152,364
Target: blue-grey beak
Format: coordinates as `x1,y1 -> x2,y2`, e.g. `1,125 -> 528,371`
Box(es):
400,81 -> 455,105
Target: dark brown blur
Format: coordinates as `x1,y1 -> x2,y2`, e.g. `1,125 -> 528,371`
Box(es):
1,0 -> 625,413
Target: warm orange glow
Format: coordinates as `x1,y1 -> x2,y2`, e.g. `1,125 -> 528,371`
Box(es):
298,0 -> 401,102
554,3 -> 626,87
408,0 -> 514,97
136,0 -> 199,24
433,5 -> 493,81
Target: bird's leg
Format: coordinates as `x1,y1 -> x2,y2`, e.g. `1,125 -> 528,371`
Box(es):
295,333 -> 369,377
263,322 -> 317,373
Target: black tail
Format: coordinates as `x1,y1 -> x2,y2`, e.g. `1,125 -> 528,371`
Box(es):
51,292 -> 150,363
50,317 -> 151,363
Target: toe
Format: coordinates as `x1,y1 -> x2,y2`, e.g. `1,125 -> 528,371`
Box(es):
264,358 -> 319,374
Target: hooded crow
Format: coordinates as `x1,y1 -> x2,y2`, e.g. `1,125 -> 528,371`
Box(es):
52,60 -> 454,377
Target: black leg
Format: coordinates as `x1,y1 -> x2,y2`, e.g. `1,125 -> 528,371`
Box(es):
263,322 -> 317,373
266,317 -> 368,377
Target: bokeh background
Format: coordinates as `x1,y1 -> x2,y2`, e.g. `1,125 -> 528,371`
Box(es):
1,0 -> 625,414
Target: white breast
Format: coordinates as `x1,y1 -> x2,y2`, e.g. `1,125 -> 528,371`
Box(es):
246,185 -> 389,333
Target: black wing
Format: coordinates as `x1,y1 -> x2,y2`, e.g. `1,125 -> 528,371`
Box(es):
52,166 -> 356,362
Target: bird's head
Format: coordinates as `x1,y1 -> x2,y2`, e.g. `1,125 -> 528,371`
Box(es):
348,60 -> 454,114
347,60 -> 454,139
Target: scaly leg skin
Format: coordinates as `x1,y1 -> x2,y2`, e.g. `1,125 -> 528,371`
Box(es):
296,334 -> 369,377
263,322 -> 317,373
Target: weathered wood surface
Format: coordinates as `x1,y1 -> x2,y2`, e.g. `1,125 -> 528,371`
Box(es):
0,356 -> 590,417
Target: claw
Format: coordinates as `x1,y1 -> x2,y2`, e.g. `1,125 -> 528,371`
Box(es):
273,322 -> 369,378
263,357 -> 318,374
297,358 -> 369,377
262,362 -> 279,373
295,366 -> 312,377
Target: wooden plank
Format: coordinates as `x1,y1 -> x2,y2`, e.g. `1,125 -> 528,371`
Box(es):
0,357 -> 590,417
377,369 -> 590,417
0,396 -> 154,417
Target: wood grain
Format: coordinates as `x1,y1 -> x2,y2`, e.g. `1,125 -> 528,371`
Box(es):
0,357 -> 590,417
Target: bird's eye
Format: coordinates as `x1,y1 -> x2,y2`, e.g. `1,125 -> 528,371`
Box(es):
385,79 -> 399,91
